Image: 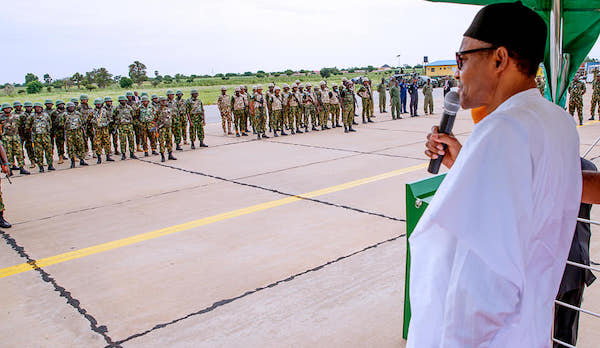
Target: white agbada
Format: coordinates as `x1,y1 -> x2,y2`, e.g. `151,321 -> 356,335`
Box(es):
407,89 -> 581,347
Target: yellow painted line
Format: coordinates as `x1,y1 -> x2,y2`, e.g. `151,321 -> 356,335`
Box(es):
577,120 -> 600,128
0,163 -> 427,279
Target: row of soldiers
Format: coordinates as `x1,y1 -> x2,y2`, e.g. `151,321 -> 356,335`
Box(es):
567,73 -> 600,125
0,89 -> 209,173
215,77 -> 379,138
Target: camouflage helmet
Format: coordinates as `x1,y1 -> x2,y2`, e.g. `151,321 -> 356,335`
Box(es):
66,102 -> 75,108
190,89 -> 198,94
55,100 -> 65,106
242,85 -> 248,90
33,102 -> 43,108
319,81 -> 326,86
256,84 -> 263,90
282,83 -> 290,89
104,96 -> 112,102
80,94 -> 89,100
159,96 -> 167,101
274,86 -> 281,91
44,99 -> 53,105
125,91 -> 134,97
341,77 -> 348,82
117,95 -> 126,101
23,101 -> 33,107
141,91 -> 149,97
298,83 -> 304,88
176,90 -> 183,95
294,80 -> 301,84
332,82 -> 338,87
221,86 -> 227,91
305,82 -> 311,87
151,94 -> 158,99
141,95 -> 149,102
234,87 -> 241,92
268,83 -> 275,88
1,103 -> 12,110
13,101 -> 22,107
292,84 -> 298,89
94,98 -> 103,105
70,98 -> 78,103
166,89 -> 174,95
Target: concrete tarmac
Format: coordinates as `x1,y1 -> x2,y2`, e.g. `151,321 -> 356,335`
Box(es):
1,88 -> 599,347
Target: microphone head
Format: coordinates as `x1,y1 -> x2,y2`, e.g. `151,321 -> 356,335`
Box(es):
444,91 -> 460,115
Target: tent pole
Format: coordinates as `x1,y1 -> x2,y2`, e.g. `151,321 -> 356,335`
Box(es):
550,0 -> 563,103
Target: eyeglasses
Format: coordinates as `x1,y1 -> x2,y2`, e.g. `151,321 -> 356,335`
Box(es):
455,47 -> 498,70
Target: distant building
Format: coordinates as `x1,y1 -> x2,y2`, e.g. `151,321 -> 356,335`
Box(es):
424,60 -> 457,77
378,64 -> 392,72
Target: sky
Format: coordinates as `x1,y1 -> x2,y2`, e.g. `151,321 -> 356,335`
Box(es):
2,0 -> 600,84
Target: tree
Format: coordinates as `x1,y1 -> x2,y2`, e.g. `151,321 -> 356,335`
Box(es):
215,73 -> 224,78
320,68 -> 332,79
285,69 -> 294,76
43,73 -> 52,85
128,60 -> 148,86
71,72 -> 84,89
87,67 -> 113,88
175,73 -> 185,82
243,71 -> 253,76
85,84 -> 97,92
52,80 -> 64,90
151,79 -> 160,87
257,70 -> 266,75
225,72 -> 238,77
367,65 -> 376,72
3,84 -> 15,96
120,76 -> 133,88
25,73 -> 39,85
26,80 -> 43,94
113,75 -> 122,83
163,75 -> 173,84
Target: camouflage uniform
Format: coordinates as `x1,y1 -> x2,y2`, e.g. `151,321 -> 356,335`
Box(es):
167,97 -> 182,147
18,107 -> 36,166
252,92 -> 268,136
172,96 -> 186,146
422,83 -> 434,114
282,87 -> 290,130
568,79 -> 586,124
231,93 -> 246,135
270,92 -> 284,132
317,86 -> 330,128
288,89 -> 303,131
390,84 -> 402,119
126,100 -> 141,151
217,93 -> 233,134
241,91 -> 250,132
113,104 -> 136,154
30,111 -> 53,166
104,103 -> 119,153
77,102 -> 94,154
63,110 -> 85,160
341,85 -> 355,130
377,82 -> 387,113
155,105 -> 174,153
590,77 -> 600,120
266,87 -> 274,131
139,104 -> 157,153
358,85 -> 373,123
329,87 -> 341,127
1,113 -> 25,168
93,106 -> 112,156
368,82 -> 374,117
536,78 -> 545,96
185,97 -> 205,145
50,107 -> 66,159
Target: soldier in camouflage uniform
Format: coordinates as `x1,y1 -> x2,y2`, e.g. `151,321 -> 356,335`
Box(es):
368,79 -> 375,117
422,80 -> 434,115
266,83 -> 275,132
217,86 -> 233,135
30,103 -> 55,172
0,104 -> 29,174
62,102 -> 88,168
390,80 -> 402,120
103,96 -> 119,155
186,89 -> 208,149
568,75 -> 586,125
377,78 -> 387,113
288,84 -> 303,134
175,90 -> 188,145
77,94 -> 94,157
138,95 -> 158,156
536,76 -> 545,96
92,98 -> 114,163
282,84 -> 290,131
589,74 -> 600,120
303,83 -> 319,132
50,100 -> 67,163
18,101 -> 36,168
165,90 -> 182,150
318,81 -> 331,130
250,85 -> 269,139
151,94 -> 160,109
270,86 -> 286,136
241,85 -> 251,133
0,139 -> 12,227
231,87 -> 247,137
341,82 -> 357,133
329,83 -> 341,127
126,91 -> 143,152
358,80 -> 374,123
155,96 -> 177,162
113,95 -> 137,160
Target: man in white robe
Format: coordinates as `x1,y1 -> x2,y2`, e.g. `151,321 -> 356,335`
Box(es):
408,3 -> 582,347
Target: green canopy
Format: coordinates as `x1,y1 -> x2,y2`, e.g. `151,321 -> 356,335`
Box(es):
428,0 -> 600,106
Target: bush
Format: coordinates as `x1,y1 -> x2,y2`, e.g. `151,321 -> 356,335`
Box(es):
17,90 -> 25,94
120,76 -> 133,88
46,86 -> 52,92
85,84 -> 97,91
26,80 -> 43,94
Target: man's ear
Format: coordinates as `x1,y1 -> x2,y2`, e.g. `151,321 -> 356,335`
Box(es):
495,47 -> 510,71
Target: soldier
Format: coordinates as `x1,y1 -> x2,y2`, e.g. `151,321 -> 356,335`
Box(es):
590,74 -> 600,120
241,85 -> 251,133
367,79 -> 375,118
92,98 -> 114,163
231,87 -> 247,137
287,84 -> 302,134
390,80 -> 402,120
113,95 -> 137,160
62,102 -> 88,168
266,83 -> 275,132
104,96 -> 119,155
155,96 -> 177,162
250,85 -> 269,139
18,101 -> 36,168
0,141 -> 12,228
77,94 -> 94,158
408,78 -> 419,116
358,80 -> 373,123
536,76 -> 545,96
50,100 -> 66,163
185,89 -> 208,149
166,90 -> 183,150
377,78 -> 387,113
138,95 -> 158,156
400,79 -> 408,113
568,75 -> 586,125
126,91 -> 143,153
175,90 -> 189,145
30,102 -> 54,172
270,86 -> 286,136
0,104 -> 29,174
151,94 -> 160,109
348,81 -> 359,123
317,81 -> 330,130
282,84 -> 291,131
422,79 -> 434,115
217,86 -> 233,135
303,83 -> 318,131
340,82 -> 356,133
329,83 -> 341,127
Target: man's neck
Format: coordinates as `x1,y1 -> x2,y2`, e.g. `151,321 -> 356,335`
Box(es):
485,77 -> 537,114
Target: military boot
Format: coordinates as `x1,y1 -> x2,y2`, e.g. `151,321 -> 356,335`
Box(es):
39,165 -> 44,173
48,164 -> 55,171
176,144 -> 182,151
199,142 -> 208,147
0,211 -> 12,229
168,152 -> 177,160
106,154 -> 114,162
130,152 -> 138,159
344,125 -> 349,133
80,158 -> 88,166
152,150 -> 159,155
257,134 -> 261,140
161,153 -> 165,162
280,130 -> 288,136
114,150 -> 120,155
144,151 -> 149,157
19,167 -> 30,175
312,125 -> 318,131
236,132 -> 240,137
70,158 -> 76,168
262,133 -> 269,139
291,129 -> 296,134
121,153 -> 126,160
97,156 -> 102,164
29,162 -> 36,169
58,157 -> 64,164
349,125 -> 356,132
273,130 -> 278,137
368,117 -> 374,123
10,164 -> 18,171
190,142 -> 196,149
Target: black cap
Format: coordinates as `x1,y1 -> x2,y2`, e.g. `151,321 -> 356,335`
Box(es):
464,1 -> 547,64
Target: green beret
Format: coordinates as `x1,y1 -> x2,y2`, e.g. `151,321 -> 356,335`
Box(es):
141,95 -> 149,101
104,96 -> 112,102
80,94 -> 88,100
33,102 -> 43,108
70,98 -> 78,103
1,103 -> 12,110
166,89 -> 174,95
44,99 -> 53,105
117,95 -> 126,101
94,98 -> 103,105
66,102 -> 75,108
55,100 -> 65,106
190,89 -> 198,94
23,101 -> 33,107
176,90 -> 183,95
125,91 -> 134,97
12,101 -> 22,107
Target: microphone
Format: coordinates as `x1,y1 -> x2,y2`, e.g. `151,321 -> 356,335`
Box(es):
428,91 -> 460,174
